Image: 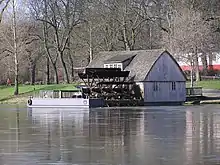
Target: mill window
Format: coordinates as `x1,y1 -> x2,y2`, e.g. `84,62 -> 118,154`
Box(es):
171,82 -> 176,90
153,82 -> 159,91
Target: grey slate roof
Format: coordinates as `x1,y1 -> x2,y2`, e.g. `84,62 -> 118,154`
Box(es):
88,49 -> 185,81
104,54 -> 136,63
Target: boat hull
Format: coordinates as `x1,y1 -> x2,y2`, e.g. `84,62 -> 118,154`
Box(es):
27,98 -> 105,108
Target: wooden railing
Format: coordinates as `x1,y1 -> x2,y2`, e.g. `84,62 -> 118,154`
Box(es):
186,87 -> 203,96
36,90 -> 82,98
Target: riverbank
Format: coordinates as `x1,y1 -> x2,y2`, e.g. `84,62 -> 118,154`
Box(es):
1,80 -> 220,104
0,84 -> 77,104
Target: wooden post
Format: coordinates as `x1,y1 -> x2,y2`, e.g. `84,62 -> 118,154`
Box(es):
59,91 -> 62,98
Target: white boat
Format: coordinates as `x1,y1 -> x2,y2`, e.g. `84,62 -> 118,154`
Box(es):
27,89 -> 105,108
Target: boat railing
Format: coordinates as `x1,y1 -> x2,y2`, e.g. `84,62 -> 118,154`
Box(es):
34,90 -> 83,98
186,87 -> 203,96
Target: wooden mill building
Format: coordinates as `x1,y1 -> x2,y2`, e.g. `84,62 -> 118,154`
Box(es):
88,49 -> 187,105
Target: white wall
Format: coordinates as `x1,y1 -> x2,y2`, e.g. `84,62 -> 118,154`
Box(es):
136,82 -> 144,99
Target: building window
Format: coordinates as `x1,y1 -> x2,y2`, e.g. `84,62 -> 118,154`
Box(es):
171,82 -> 176,90
153,82 -> 159,91
117,64 -> 122,70
105,63 -> 122,70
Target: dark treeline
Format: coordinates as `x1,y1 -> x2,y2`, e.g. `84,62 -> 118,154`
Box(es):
0,0 -> 220,94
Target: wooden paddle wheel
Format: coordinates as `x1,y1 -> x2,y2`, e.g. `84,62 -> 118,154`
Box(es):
78,68 -> 144,106
78,68 -> 143,106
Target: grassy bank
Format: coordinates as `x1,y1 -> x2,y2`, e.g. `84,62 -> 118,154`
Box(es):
1,80 -> 220,104
187,80 -> 220,89
0,84 -> 77,104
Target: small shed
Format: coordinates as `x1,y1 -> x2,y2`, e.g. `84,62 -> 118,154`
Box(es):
89,49 -> 187,105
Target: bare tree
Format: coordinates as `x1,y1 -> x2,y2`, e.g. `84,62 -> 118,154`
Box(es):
24,25 -> 43,85
97,0 -> 153,51
162,5 -> 212,84
12,0 -> 19,94
30,0 -> 85,84
0,0 -> 10,24
29,0 -> 59,83
0,0 -> 43,87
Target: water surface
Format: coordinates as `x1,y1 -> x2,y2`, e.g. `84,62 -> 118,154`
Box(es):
0,105 -> 220,165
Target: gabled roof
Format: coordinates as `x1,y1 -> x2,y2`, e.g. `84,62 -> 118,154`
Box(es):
104,54 -> 136,63
89,51 -> 138,68
88,49 -> 186,81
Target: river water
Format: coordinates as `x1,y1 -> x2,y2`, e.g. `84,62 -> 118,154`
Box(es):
0,105 -> 220,165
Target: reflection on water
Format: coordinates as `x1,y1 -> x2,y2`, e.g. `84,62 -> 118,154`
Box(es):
0,105 -> 220,164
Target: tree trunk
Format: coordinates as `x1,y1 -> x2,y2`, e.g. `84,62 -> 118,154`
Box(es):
43,0 -> 58,84
44,52 -> 58,84
12,0 -> 18,95
190,57 -> 194,87
89,25 -> 93,63
208,52 -> 213,71
149,24 -> 152,49
27,51 -> 36,85
67,37 -> 74,82
201,53 -> 208,75
30,63 -> 36,85
122,25 -> 130,50
43,27 -> 58,84
194,53 -> 201,81
46,56 -> 50,84
122,13 -> 130,51
52,64 -> 59,84
68,53 -> 74,82
131,28 -> 135,50
59,52 -> 69,83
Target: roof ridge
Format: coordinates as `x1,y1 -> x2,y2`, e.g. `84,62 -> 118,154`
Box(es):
99,49 -> 166,54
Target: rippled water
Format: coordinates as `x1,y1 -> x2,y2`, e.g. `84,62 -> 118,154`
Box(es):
0,105 -> 220,165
